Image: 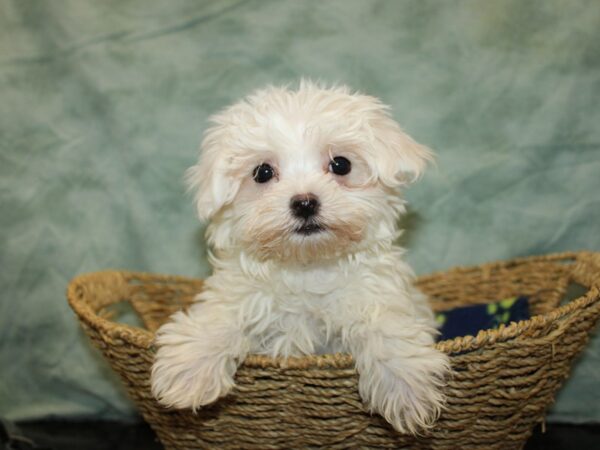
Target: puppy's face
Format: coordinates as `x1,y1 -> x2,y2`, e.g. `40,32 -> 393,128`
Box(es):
187,82 -> 432,263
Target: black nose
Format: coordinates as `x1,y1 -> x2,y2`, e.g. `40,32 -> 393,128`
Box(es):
290,194 -> 320,219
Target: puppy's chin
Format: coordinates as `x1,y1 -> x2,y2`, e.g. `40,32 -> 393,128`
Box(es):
243,220 -> 365,264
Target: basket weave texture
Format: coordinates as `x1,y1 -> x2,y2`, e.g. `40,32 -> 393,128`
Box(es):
67,252 -> 600,450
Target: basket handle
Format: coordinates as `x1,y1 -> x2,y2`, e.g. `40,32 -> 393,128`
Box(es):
67,271 -> 155,347
572,252 -> 600,288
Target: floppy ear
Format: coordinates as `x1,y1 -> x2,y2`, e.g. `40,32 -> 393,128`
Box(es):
185,124 -> 241,222
369,109 -> 434,188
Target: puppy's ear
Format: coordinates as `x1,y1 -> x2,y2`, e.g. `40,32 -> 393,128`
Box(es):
185,125 -> 241,221
369,108 -> 434,188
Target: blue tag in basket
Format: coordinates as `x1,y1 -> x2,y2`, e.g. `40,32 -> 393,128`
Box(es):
435,296 -> 530,341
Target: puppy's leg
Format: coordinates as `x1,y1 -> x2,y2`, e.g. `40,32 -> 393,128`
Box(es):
151,301 -> 248,410
344,312 -> 449,434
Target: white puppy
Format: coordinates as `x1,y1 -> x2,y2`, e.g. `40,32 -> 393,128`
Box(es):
151,81 -> 449,434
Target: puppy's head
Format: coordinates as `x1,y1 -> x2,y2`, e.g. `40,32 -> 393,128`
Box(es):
187,81 -> 433,263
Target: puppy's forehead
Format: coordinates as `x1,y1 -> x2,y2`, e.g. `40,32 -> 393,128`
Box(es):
237,90 -> 369,155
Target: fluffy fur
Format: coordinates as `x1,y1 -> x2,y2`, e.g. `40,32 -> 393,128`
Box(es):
151,81 -> 450,434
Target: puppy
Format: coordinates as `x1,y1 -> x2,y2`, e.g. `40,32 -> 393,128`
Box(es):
151,81 -> 449,434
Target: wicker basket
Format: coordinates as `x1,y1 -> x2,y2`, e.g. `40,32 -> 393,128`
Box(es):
67,251 -> 600,450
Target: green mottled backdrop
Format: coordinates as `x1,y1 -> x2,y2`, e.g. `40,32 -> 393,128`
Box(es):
1,0 -> 599,422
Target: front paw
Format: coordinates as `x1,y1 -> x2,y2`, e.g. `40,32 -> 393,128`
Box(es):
359,350 -> 449,434
150,322 -> 237,410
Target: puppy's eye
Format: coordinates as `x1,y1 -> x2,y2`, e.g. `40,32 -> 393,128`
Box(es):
329,156 -> 351,176
253,163 -> 274,183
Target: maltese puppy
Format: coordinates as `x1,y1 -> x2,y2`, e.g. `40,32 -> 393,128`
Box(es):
151,81 -> 449,434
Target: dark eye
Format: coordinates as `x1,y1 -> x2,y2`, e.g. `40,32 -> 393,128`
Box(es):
329,156 -> 351,176
253,163 -> 274,183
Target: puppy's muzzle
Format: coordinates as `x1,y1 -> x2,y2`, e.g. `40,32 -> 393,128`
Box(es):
290,193 -> 319,220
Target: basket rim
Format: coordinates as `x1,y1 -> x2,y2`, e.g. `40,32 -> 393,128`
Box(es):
67,251 -> 600,369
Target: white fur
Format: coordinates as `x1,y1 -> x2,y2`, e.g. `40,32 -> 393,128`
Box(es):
151,81 -> 449,434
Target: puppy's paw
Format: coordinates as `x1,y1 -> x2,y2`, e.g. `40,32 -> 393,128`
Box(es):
150,318 -> 238,410
359,348 -> 449,434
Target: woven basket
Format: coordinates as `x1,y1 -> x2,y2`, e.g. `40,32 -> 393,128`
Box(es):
67,251 -> 600,450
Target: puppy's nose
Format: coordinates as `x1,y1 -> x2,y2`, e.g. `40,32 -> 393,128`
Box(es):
290,193 -> 320,219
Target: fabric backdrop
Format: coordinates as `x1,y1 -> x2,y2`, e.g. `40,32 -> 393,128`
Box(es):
1,0 -> 599,422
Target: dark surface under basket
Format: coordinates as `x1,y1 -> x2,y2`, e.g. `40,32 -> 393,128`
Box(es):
67,252 -> 600,450
11,420 -> 600,450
